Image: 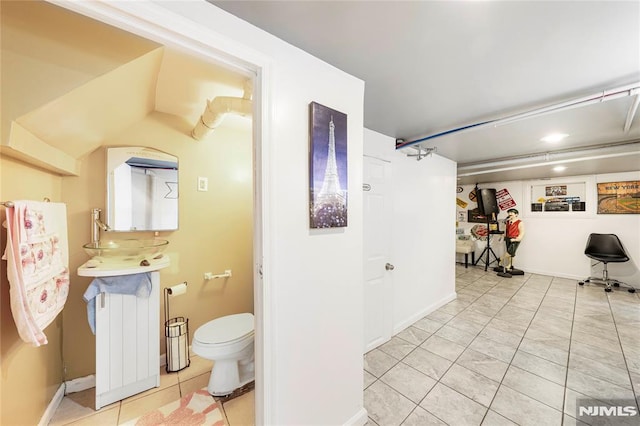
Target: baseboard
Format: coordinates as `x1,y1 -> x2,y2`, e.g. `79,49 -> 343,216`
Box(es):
38,383 -> 65,426
65,374 -> 95,394
518,268 -> 582,281
61,346 -> 194,395
393,291 -> 457,335
344,407 -> 368,426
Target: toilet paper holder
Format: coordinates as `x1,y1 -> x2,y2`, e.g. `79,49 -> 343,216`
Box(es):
164,282 -> 190,373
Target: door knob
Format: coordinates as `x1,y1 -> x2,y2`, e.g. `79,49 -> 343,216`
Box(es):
385,263 -> 395,271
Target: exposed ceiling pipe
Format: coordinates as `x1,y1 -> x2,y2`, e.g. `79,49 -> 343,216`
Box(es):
191,80 -> 253,140
457,140 -> 640,176
623,90 -> 640,133
396,81 -> 640,150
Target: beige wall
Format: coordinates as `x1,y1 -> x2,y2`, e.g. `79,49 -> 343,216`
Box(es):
62,112 -> 253,378
1,112 -> 252,426
1,99 -> 253,426
0,2 -> 253,424
0,158 -> 65,426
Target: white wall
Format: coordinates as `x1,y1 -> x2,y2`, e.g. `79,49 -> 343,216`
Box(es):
60,1 -> 366,425
177,7 -> 367,426
456,171 -> 640,286
391,150 -> 457,331
364,129 -> 457,335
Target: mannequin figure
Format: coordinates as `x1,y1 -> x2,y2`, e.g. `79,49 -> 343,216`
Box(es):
496,208 -> 525,277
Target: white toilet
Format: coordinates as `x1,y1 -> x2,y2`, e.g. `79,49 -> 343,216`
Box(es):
192,312 -> 255,396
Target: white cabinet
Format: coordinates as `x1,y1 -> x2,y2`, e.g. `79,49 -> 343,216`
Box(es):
79,257 -> 169,410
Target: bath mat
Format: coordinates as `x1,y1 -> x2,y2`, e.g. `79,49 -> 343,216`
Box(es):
122,388 -> 225,426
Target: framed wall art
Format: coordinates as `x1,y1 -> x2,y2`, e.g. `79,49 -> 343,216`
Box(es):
597,181 -> 640,214
309,102 -> 348,228
530,181 -> 586,213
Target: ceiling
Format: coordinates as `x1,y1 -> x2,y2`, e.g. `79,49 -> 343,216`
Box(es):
2,0 -> 249,175
211,0 -> 640,184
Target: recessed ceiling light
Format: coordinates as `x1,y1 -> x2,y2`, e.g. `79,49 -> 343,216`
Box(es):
553,165 -> 567,172
541,133 -> 569,143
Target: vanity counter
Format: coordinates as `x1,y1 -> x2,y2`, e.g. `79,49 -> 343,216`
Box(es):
77,255 -> 170,277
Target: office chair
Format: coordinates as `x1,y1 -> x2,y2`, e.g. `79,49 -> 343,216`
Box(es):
578,233 -> 635,293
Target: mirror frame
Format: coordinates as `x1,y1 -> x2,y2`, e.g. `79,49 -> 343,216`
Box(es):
106,146 -> 179,232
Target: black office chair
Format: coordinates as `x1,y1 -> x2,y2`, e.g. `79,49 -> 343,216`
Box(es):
578,233 -> 635,293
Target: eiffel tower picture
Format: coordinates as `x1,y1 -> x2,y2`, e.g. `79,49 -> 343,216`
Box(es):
309,102 -> 348,228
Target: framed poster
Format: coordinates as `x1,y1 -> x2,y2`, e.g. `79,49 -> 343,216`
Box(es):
530,181 -> 586,213
597,181 -> 640,214
309,102 -> 348,228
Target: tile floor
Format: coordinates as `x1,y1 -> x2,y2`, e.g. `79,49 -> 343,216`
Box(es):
50,265 -> 640,426
49,355 -> 254,425
364,265 -> 640,426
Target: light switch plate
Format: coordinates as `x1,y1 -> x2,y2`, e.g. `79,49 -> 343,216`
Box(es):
198,177 -> 208,191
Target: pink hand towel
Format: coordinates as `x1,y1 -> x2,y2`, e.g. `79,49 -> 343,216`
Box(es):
2,200 -> 69,346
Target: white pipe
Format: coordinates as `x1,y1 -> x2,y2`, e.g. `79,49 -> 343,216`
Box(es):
458,150 -> 640,177
191,80 -> 253,140
397,82 -> 640,149
457,141 -> 640,173
623,91 -> 640,133
494,82 -> 640,127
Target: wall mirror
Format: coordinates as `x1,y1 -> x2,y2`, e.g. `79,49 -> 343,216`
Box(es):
106,146 -> 179,231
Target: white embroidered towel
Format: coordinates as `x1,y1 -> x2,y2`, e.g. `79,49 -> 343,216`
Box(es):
2,200 -> 69,346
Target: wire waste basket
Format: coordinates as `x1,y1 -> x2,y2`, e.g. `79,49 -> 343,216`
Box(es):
164,283 -> 190,372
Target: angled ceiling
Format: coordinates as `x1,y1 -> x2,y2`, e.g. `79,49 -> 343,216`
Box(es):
1,0 -> 248,174
211,0 -> 640,184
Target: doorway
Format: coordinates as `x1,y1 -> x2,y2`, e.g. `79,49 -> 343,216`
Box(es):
57,2 -> 269,424
363,155 -> 394,352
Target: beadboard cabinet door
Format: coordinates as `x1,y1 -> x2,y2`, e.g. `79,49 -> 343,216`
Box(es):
95,271 -> 160,410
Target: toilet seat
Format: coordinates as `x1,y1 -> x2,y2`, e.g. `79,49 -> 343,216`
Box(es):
194,313 -> 254,345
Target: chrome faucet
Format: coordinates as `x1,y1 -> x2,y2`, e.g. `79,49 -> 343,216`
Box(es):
91,208 -> 111,244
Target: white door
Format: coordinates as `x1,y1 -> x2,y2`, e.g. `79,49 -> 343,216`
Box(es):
363,155 -> 394,353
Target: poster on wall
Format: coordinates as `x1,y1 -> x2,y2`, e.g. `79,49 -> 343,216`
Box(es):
597,181 -> 640,214
309,102 -> 348,228
545,185 -> 567,196
496,188 -> 516,211
531,181 -> 587,213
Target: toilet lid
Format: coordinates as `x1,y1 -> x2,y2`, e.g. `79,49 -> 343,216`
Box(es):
195,313 -> 254,344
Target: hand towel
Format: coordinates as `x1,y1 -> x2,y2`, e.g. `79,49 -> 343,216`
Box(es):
2,201 -> 69,346
83,272 -> 152,334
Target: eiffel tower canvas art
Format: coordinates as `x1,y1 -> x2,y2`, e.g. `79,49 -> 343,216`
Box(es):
309,102 -> 348,228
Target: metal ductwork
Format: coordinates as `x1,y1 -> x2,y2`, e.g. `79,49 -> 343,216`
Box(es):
191,80 -> 253,140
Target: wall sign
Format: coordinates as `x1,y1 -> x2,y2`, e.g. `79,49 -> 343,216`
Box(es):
496,188 -> 516,210
597,181 -> 640,214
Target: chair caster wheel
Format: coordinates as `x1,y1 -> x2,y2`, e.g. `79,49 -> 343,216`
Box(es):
629,288 -> 636,293
578,281 -> 584,286
605,288 -> 612,292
